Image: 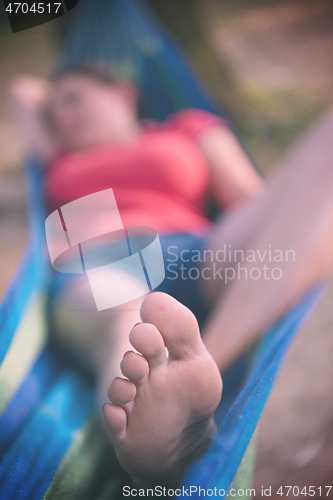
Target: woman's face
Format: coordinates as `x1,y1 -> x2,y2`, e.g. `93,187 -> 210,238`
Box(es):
51,75 -> 138,151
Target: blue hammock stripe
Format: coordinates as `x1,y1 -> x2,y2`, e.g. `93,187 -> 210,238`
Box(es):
0,249 -> 39,366
0,348 -> 58,457
0,372 -> 94,500
140,35 -> 221,121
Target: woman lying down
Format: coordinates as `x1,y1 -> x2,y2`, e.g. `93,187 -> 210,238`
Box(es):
10,63 -> 333,488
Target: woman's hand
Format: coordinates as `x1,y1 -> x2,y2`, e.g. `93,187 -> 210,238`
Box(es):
9,74 -> 58,164
9,75 -> 52,110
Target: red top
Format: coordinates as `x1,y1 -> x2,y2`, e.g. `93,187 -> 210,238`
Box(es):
44,108 -> 225,235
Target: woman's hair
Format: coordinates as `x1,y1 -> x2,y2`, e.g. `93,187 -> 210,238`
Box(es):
51,60 -> 143,116
51,61 -> 126,85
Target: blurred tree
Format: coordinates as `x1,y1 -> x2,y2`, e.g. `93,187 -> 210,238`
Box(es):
145,0 -> 246,121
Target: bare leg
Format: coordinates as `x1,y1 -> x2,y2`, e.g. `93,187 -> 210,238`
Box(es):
202,110 -> 333,371
50,274 -> 145,407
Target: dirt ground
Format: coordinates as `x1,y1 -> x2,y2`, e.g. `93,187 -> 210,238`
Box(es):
208,0 -> 333,169
255,284 -> 333,493
0,0 -> 333,495
205,0 -> 333,492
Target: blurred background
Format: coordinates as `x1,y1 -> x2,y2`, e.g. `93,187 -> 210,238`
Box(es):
1,0 -> 333,494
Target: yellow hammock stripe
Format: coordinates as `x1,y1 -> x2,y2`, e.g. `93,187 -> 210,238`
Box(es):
0,293 -> 48,415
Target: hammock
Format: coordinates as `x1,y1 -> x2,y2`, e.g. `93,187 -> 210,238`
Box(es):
0,0 -> 324,498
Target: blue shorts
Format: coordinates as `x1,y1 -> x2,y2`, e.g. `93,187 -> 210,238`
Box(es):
155,232 -> 211,326
49,232 -> 211,327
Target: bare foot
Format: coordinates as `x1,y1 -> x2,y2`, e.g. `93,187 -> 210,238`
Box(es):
102,292 -> 223,488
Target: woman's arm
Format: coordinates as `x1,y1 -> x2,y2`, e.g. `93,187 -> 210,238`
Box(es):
197,125 -> 264,209
9,75 -> 58,165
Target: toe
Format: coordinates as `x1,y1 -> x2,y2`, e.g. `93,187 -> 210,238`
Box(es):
140,292 -> 203,361
103,403 -> 127,440
108,377 -> 137,405
120,351 -> 149,382
129,323 -> 167,369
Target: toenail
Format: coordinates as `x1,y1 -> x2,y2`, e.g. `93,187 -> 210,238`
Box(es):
123,351 -> 132,357
133,322 -> 142,328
